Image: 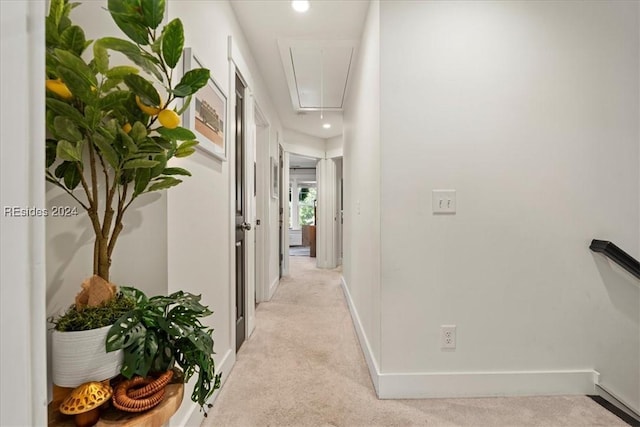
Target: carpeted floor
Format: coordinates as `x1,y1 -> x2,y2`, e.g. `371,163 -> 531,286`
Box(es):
203,257 -> 626,427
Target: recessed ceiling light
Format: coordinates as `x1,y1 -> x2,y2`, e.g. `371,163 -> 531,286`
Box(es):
291,1 -> 310,13
323,123 -> 331,129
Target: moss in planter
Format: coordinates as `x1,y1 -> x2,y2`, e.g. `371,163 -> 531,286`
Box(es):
51,294 -> 136,332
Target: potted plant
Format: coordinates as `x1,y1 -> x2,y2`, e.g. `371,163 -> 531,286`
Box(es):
106,287 -> 222,411
45,0 -> 222,408
50,287 -> 135,387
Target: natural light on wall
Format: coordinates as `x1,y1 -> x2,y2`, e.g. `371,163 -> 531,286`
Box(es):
292,1 -> 310,13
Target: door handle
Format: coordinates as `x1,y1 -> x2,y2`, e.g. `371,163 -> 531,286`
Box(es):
240,222 -> 252,231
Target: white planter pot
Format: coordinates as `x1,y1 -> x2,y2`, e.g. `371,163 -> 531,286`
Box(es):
51,325 -> 123,387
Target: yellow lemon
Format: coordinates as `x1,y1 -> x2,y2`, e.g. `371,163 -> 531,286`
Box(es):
122,123 -> 132,134
135,96 -> 161,116
46,79 -> 73,100
158,109 -> 180,129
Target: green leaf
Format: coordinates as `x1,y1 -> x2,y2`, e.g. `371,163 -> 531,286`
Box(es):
56,66 -> 94,105
60,25 -> 87,55
120,286 -> 148,305
58,15 -> 72,34
48,0 -> 64,27
152,136 -> 173,150
124,74 -> 161,107
83,105 -> 101,129
54,49 -> 97,87
54,161 -> 70,179
130,122 -> 148,144
119,128 -> 138,154
46,140 -> 58,168
141,0 -> 165,29
120,336 -> 145,378
150,153 -> 167,178
155,126 -> 195,141
141,330 -> 159,375
46,98 -> 86,127
54,116 -> 83,142
175,140 -> 199,158
106,311 -> 146,352
147,176 -> 182,192
105,65 -> 140,79
150,31 -> 164,55
156,316 -> 188,339
56,140 -> 82,162
161,19 -> 184,69
101,78 -> 122,92
45,15 -> 61,47
93,40 -> 110,74
162,167 -> 191,176
108,0 -> 149,46
98,37 -> 163,81
123,159 -> 159,169
173,69 -> 210,97
176,95 -> 192,115
63,163 -> 82,189
93,133 -> 120,169
99,91 -> 130,111
175,147 -> 196,158
134,167 -> 151,195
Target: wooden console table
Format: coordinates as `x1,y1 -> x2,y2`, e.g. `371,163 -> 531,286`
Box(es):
48,382 -> 184,427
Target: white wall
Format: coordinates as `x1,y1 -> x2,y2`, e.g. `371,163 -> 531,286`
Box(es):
283,128 -> 326,159
326,135 -> 344,159
379,0 -> 639,409
342,0 -> 382,388
1,1 -> 47,424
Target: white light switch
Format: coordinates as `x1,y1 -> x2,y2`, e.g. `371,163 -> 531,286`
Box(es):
432,190 -> 456,214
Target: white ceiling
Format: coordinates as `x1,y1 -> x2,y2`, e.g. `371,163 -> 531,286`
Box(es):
230,0 -> 370,139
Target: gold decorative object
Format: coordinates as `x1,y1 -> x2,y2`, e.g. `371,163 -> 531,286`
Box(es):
112,370 -> 174,413
59,381 -> 113,427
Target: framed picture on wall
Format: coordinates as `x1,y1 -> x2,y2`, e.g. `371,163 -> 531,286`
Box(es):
182,48 -> 227,161
271,156 -> 279,199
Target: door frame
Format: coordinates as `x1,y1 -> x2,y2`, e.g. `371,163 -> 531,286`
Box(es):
254,102 -> 270,303
228,36 -> 260,352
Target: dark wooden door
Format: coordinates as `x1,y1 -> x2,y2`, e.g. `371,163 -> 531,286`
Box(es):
235,74 -> 247,352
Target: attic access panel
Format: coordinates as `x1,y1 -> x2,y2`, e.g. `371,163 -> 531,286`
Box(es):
279,40 -> 357,112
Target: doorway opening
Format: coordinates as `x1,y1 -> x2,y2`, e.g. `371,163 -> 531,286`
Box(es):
289,154 -> 318,258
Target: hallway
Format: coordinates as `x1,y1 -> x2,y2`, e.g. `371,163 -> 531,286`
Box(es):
204,258 -> 626,427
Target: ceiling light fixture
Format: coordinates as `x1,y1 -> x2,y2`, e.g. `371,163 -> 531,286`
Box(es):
291,1 -> 310,13
323,123 -> 331,129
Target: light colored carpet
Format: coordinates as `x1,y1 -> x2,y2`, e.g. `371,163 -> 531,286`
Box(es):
203,257 -> 626,427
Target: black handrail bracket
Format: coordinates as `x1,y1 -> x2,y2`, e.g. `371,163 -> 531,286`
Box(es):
590,239 -> 640,280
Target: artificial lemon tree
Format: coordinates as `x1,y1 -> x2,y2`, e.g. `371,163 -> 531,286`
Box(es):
45,0 -> 208,282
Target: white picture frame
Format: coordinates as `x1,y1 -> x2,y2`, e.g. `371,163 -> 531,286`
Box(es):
182,47 -> 227,161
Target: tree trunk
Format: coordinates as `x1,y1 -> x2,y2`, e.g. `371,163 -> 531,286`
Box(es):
96,235 -> 110,282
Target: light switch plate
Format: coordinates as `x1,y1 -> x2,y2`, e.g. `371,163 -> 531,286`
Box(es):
432,190 -> 456,214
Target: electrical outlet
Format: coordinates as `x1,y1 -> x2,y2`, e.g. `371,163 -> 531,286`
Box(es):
441,325 -> 456,350
432,190 -> 456,214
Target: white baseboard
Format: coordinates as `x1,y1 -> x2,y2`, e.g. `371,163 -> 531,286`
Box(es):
174,348 -> 235,426
269,276 -> 280,300
378,370 -> 598,399
340,278 -> 598,400
340,276 -> 380,394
